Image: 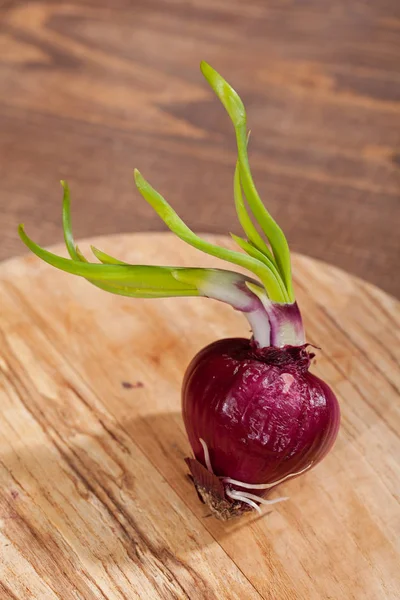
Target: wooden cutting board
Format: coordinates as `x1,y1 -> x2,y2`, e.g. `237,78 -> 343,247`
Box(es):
0,233 -> 399,600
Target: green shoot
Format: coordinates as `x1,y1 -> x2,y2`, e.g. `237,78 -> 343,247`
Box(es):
19,189 -> 269,308
230,234 -> 289,302
134,169 -> 287,302
90,246 -> 127,265
200,61 -> 294,302
233,162 -> 274,261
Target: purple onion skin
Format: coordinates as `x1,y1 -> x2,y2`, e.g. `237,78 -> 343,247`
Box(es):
182,338 -> 340,500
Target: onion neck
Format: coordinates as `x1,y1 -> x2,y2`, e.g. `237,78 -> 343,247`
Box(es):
205,280 -> 305,348
243,282 -> 305,348
267,301 -> 305,347
245,301 -> 304,348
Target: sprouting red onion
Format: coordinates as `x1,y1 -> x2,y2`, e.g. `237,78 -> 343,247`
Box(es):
18,61 -> 342,520
183,339 -> 340,519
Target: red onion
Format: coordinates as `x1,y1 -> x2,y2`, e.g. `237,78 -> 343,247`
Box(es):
19,61 -> 341,520
183,339 -> 340,519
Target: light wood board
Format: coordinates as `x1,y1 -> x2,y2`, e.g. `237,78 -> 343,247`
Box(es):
0,233 -> 399,600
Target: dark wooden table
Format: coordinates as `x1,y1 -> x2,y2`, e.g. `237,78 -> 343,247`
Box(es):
1,0 -> 399,297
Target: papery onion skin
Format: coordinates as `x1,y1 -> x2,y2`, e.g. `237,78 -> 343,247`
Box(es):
182,338 -> 340,518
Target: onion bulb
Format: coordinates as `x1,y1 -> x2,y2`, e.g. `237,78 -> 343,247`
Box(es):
183,340 -> 339,519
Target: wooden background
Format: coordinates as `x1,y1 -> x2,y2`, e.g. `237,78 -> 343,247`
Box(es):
1,0 -> 400,297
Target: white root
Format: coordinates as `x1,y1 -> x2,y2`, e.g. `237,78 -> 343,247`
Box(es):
223,462 -> 313,490
199,437 -> 214,474
226,489 -> 262,514
197,438 -> 306,515
236,490 -> 289,506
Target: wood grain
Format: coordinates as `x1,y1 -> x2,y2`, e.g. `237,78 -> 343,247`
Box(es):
0,1 -> 399,297
0,232 -> 399,600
